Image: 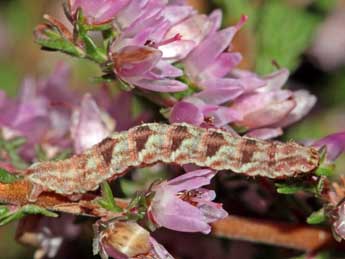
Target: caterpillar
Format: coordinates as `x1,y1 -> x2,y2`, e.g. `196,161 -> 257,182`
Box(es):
25,123 -> 320,201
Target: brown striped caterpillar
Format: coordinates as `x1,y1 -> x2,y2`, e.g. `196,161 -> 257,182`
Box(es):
25,123 -> 320,201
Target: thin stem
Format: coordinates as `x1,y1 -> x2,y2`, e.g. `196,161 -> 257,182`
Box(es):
211,216 -> 339,252
0,180 -> 342,252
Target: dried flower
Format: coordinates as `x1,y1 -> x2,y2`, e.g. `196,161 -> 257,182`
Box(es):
148,169 -> 228,234
333,201 -> 345,241
96,221 -> 174,259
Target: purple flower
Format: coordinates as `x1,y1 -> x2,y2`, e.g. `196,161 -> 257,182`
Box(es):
109,1 -> 192,93
231,90 -> 296,129
110,45 -> 187,93
68,0 -> 130,25
148,169 -> 228,234
313,131 -> 345,162
170,68 -> 316,139
0,63 -> 148,162
184,15 -> 254,90
0,66 -> 73,160
71,94 -> 115,154
94,88 -> 151,131
97,221 -> 174,259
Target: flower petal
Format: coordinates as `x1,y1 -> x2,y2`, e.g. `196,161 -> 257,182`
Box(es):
185,16 -> 246,78
313,131 -> 345,161
112,46 -> 162,77
170,101 -> 204,125
131,78 -> 187,92
278,90 -> 317,127
246,128 -> 283,140
149,237 -> 175,259
152,194 -> 211,234
194,86 -> 244,105
206,52 -> 242,78
71,94 -> 114,153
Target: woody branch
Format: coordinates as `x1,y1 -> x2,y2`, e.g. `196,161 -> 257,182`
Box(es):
0,180 -> 339,252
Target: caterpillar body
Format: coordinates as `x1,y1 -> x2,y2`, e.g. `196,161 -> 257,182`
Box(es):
26,123 -> 320,201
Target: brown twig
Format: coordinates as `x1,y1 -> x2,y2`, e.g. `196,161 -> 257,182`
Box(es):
0,180 -> 343,252
0,180 -> 128,216
212,216 -> 342,252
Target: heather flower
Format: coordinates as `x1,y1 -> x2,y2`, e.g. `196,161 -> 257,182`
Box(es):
183,15 -> 258,90
313,131 -> 345,162
110,5 -> 189,93
148,169 -> 228,234
231,89 -> 296,129
230,69 -> 316,138
158,8 -> 215,62
0,65 -> 74,160
170,97 -> 242,128
71,94 -> 115,154
171,68 -> 316,139
109,1 -> 225,92
67,0 -> 130,25
0,63 -> 149,162
97,221 -> 174,259
110,45 -> 187,92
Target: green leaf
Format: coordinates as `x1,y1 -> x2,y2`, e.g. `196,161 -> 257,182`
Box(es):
275,183 -> 313,194
315,164 -> 335,177
0,136 -> 28,169
79,33 -> 108,63
289,251 -> 330,259
0,205 -> 58,226
75,9 -> 108,64
35,28 -> 85,58
21,205 -> 58,218
0,168 -> 19,184
98,182 -> 122,213
307,208 -> 326,225
0,205 -> 9,216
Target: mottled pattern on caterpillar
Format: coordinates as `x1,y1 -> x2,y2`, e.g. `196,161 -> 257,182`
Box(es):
26,123 -> 320,200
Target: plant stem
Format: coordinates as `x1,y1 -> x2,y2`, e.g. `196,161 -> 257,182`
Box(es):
212,216 -> 341,252
0,180 -> 343,252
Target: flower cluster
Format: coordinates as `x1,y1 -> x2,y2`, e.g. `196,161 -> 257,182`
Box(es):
0,63 -> 149,163
35,0 -> 317,140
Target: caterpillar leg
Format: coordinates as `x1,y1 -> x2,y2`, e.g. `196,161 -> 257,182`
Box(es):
27,183 -> 44,202
68,194 -> 83,201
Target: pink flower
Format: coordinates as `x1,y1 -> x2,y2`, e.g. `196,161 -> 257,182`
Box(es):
313,131 -> 345,162
71,94 -> 115,154
97,221 -> 174,259
184,15 -> 258,90
231,90 -> 296,129
68,0 -> 130,25
148,169 -> 228,234
0,64 -> 75,160
110,3 -> 189,93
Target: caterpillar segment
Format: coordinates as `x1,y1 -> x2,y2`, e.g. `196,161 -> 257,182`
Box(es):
25,123 -> 320,201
